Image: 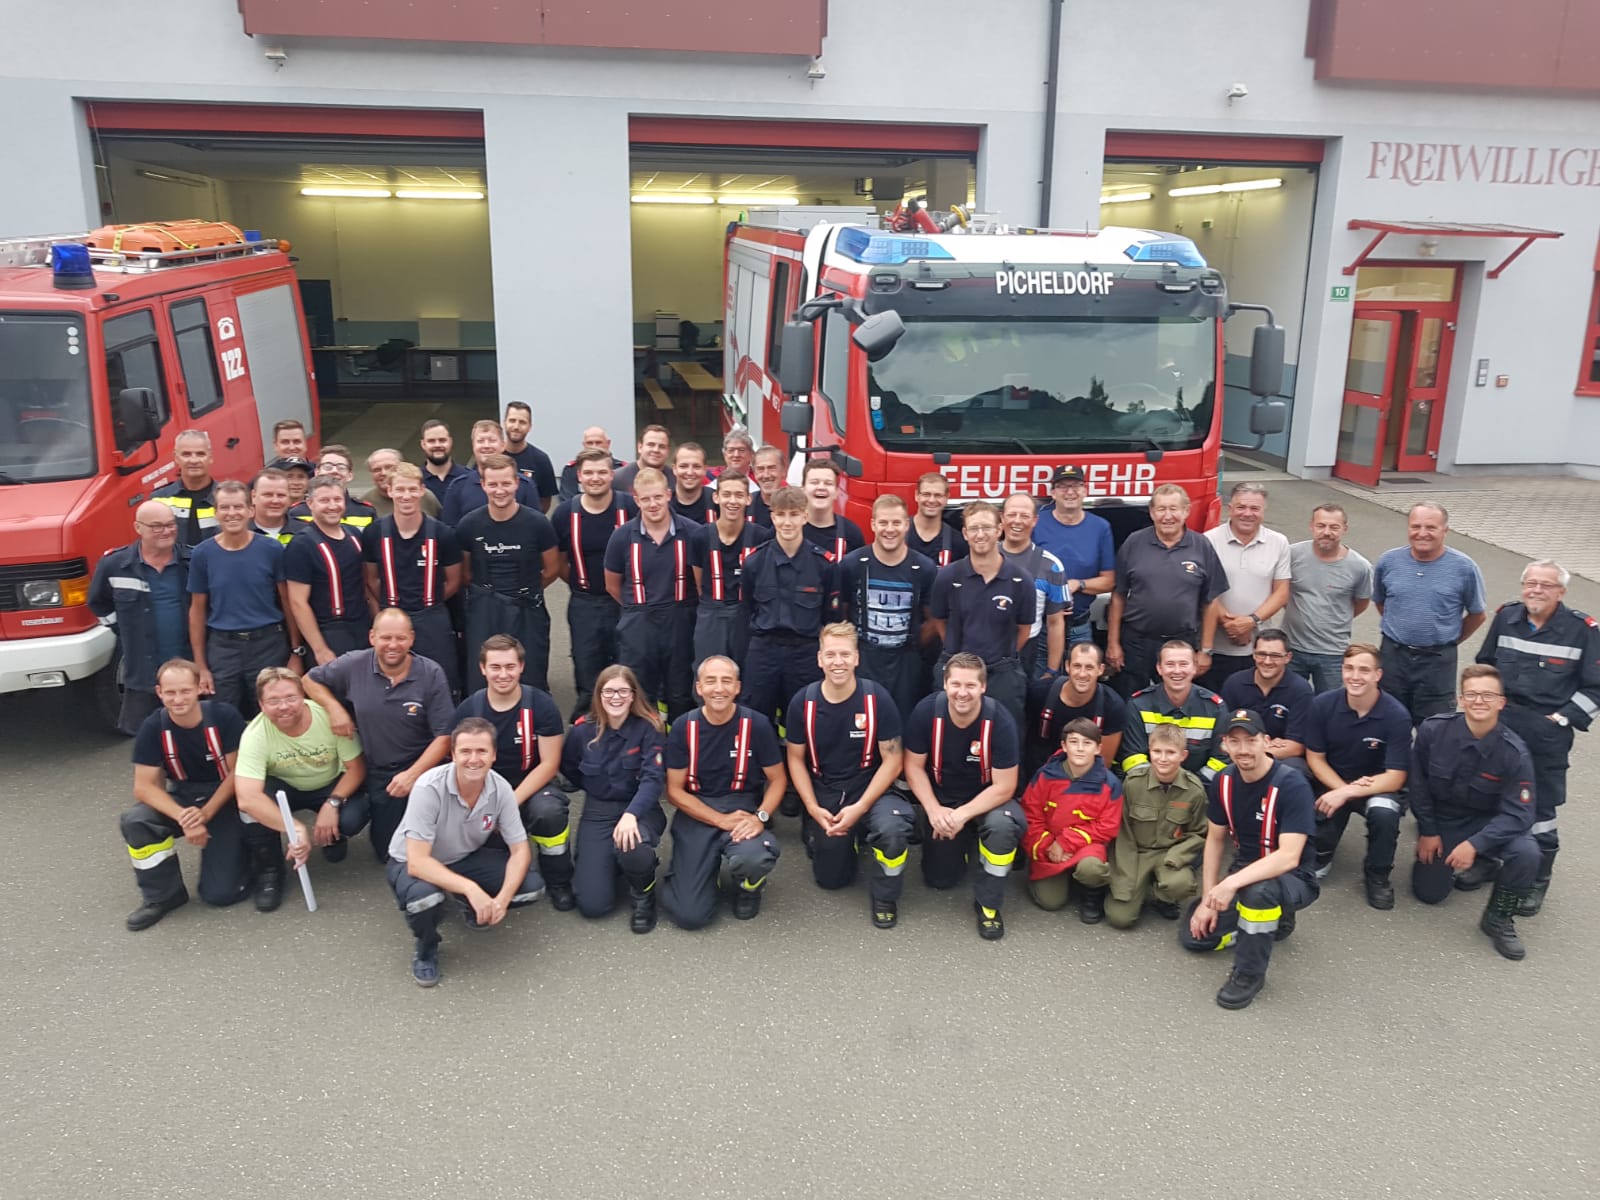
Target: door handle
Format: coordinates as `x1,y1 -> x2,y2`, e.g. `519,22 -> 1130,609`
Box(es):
225,437 -> 241,449
1415,400 -> 1431,413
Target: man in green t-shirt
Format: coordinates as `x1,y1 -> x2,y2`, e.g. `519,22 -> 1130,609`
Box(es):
235,667 -> 367,912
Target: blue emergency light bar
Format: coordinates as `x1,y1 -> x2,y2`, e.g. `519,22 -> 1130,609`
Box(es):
50,242 -> 96,290
835,226 -> 956,265
1122,236 -> 1206,268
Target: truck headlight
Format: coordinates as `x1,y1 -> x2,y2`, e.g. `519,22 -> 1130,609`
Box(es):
21,580 -> 63,607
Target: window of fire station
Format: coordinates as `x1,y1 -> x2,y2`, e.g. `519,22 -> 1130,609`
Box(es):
0,313 -> 96,482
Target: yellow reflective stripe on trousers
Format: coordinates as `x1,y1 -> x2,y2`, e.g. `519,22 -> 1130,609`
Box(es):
1213,931 -> 1235,951
530,827 -> 570,853
978,840 -> 1015,876
128,837 -> 176,868
872,846 -> 908,873
1120,752 -> 1150,772
1236,901 -> 1281,933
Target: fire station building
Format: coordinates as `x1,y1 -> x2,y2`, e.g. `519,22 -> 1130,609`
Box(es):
5,0 -> 1599,483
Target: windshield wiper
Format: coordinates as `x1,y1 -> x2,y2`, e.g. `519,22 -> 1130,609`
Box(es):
0,471 -> 25,485
961,436 -> 1035,454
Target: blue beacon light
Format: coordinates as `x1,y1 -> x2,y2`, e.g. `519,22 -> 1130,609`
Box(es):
51,242 -> 96,290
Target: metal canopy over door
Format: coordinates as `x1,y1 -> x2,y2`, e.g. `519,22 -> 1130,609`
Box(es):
1333,311 -> 1403,485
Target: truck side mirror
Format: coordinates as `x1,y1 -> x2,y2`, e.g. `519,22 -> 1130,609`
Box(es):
777,322 -> 815,396
852,309 -> 905,363
113,387 -> 160,451
1249,399 -> 1288,436
1250,323 -> 1285,398
780,400 -> 813,436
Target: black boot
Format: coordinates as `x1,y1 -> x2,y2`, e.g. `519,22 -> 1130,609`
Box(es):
1519,849 -> 1556,917
1078,886 -> 1107,925
1479,886 -> 1528,961
629,888 -> 657,934
1363,869 -> 1395,911
126,888 -> 189,932
1216,968 -> 1266,1010
253,844 -> 285,913
1452,857 -> 1499,892
547,881 -> 576,912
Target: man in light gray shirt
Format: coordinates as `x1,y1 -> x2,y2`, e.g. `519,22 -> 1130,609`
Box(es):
385,718 -> 545,987
1282,503 -> 1373,692
1202,483 -> 1291,691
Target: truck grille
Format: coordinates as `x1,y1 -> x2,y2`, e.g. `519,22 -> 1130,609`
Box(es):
0,559 -> 90,611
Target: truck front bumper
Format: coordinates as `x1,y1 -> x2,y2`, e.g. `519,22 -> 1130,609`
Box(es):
0,626 -> 117,694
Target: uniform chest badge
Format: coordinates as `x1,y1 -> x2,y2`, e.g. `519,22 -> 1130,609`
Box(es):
969,741 -> 982,756
481,812 -> 495,831
854,713 -> 868,729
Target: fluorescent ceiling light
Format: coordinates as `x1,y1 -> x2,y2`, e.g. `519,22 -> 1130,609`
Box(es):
717,196 -> 799,206
1168,177 -> 1283,198
301,186 -> 391,198
394,189 -> 485,200
631,194 -> 714,205
1099,191 -> 1153,204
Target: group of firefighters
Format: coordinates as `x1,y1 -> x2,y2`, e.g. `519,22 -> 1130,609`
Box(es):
89,415 -> 1597,1007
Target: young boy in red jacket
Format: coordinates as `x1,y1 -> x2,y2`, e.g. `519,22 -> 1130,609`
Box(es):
1023,717 -> 1125,923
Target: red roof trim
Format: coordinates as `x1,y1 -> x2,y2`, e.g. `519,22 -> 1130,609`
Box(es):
1104,132 -> 1325,164
628,116 -> 979,155
84,101 -> 484,140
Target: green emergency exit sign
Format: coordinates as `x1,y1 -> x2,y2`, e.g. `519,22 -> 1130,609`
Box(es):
1330,285 -> 1352,301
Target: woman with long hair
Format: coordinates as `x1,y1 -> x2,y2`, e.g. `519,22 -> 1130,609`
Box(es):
561,664 -> 668,932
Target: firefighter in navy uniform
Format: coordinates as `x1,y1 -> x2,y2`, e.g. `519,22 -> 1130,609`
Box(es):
1410,665 -> 1541,960
362,463 -> 464,696
603,467 -> 699,721
660,656 -> 786,929
689,470 -> 770,670
1118,640 -> 1228,782
153,429 -> 218,546
903,653 -> 1027,940
561,664 -> 669,932
1473,559 -> 1600,915
453,635 -> 575,910
283,474 -> 373,664
1180,710 -> 1320,1011
119,660 -> 251,930
838,494 -> 937,724
552,448 -> 638,719
786,625 -> 913,928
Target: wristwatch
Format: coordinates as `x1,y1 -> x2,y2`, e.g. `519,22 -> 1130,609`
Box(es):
756,808 -> 770,824
326,795 -> 347,810
290,645 -> 309,658
1250,613 -> 1264,628
1551,713 -> 1570,727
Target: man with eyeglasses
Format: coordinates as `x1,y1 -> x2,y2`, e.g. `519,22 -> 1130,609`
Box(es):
1220,629 -> 1314,777
1472,559 -> 1600,915
91,501 -> 194,735
1409,665 -> 1540,960
1032,465 -> 1115,649
286,444 -> 376,530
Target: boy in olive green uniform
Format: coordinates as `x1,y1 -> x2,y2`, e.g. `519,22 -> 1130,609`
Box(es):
1106,723 -> 1208,928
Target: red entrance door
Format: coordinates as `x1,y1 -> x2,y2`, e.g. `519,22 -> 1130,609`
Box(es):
1333,311 -> 1403,486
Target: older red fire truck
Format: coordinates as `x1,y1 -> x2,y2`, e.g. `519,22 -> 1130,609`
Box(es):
723,206 -> 1284,537
0,221 -> 318,726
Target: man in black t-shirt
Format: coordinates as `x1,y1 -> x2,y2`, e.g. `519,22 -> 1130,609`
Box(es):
552,448 -> 639,719
454,634 -> 574,910
690,471 -> 770,671
839,494 -> 937,723
284,475 -> 373,664
1024,641 -> 1127,782
119,659 -> 251,930
1179,710 -> 1320,1010
454,455 -> 561,693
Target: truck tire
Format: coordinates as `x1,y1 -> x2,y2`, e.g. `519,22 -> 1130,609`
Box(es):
79,644 -> 126,734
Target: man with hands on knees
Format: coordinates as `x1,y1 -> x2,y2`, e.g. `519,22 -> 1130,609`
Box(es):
387,718 -> 546,988
1180,710 -> 1320,1011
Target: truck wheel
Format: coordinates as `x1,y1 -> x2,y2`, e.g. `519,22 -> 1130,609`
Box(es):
79,645 -> 126,734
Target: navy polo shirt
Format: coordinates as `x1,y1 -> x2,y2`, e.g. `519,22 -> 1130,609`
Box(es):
1303,689 -> 1414,782
284,525 -> 371,625
454,685 -> 565,784
363,516 -> 462,611
666,705 -> 783,797
1220,671 -> 1315,744
904,693 -> 1020,802
509,443 -> 559,504
929,556 -> 1036,665
691,521 -> 772,607
188,534 -> 285,631
604,517 -> 699,607
740,537 -> 835,636
561,715 -> 667,818
1206,761 -> 1318,873
785,679 -> 903,790
422,462 -> 471,504
307,649 -> 454,770
803,516 -> 866,564
1113,527 -> 1229,636
552,494 -> 638,597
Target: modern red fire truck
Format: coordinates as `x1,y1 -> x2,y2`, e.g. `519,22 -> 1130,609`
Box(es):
723,206 -> 1284,537
0,220 -> 319,726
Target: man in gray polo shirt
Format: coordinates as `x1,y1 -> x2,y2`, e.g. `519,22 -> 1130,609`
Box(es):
386,718 -> 545,986
302,608 -> 454,862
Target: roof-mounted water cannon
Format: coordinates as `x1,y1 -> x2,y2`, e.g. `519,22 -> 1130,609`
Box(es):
885,198 -> 972,235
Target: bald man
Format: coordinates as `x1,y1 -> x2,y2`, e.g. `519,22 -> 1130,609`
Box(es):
558,426 -> 627,501
363,448 -> 440,519
90,501 -> 195,734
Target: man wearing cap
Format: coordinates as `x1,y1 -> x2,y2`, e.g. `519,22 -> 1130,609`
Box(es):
1107,483 -> 1228,697
266,455 -> 313,507
1180,707 -> 1319,1010
1409,664 -> 1540,960
1032,465 -> 1115,650
153,430 -> 219,547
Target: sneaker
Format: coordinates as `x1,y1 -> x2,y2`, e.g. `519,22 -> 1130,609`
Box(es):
732,887 -> 763,920
125,888 -> 189,932
547,882 -> 576,912
1364,871 -> 1395,911
872,900 -> 898,930
1216,969 -> 1265,1010
411,948 -> 440,988
975,903 -> 1005,941
1273,910 -> 1297,942
1148,899 -> 1181,921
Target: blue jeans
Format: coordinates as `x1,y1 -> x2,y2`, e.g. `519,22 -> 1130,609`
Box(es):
1067,619 -> 1093,647
1292,650 -> 1344,694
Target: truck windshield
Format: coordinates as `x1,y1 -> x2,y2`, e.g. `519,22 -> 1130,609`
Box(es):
0,313 -> 96,482
867,314 -> 1216,455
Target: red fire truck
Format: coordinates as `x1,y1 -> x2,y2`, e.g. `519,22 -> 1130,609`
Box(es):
723,206 -> 1284,537
0,220 -> 319,727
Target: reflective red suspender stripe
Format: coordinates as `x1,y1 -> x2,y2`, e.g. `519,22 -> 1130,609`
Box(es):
381,537 -> 399,606
834,535 -> 845,563
804,698 -> 819,776
1219,772 -> 1235,838
1038,701 -> 1054,739
674,539 -> 687,603
629,542 -> 645,605
861,691 -> 877,770
569,511 -> 587,591
931,716 -> 944,786
1262,784 -> 1280,855
710,541 -> 725,602
520,707 -> 534,772
316,540 -> 344,618
204,724 -> 229,779
161,729 -> 186,781
979,717 -> 992,784
685,717 -> 700,792
732,716 -> 751,791
422,538 -> 436,607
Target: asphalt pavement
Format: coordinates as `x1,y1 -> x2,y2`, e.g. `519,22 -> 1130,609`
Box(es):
2,471 -> 1596,1200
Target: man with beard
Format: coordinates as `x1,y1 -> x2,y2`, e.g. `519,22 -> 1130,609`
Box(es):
502,401 -> 558,511
419,419 -> 470,505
